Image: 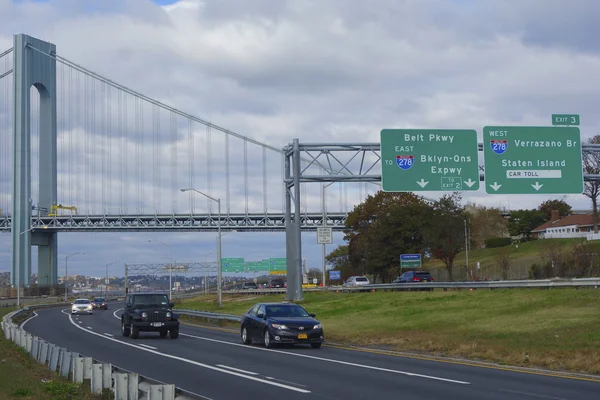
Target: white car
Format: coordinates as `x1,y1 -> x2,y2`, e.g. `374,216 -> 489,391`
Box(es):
71,298 -> 93,315
343,276 -> 371,287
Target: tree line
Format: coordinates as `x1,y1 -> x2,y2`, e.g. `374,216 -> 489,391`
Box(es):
325,191 -> 576,283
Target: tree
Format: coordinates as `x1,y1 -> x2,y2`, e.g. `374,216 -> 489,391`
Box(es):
583,135 -> 600,233
422,192 -> 465,281
508,209 -> 546,240
344,191 -> 431,282
495,246 -> 511,280
538,199 -> 572,221
467,205 -> 509,248
325,245 -> 354,279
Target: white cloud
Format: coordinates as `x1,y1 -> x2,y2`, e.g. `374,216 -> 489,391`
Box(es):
1,0 -> 599,277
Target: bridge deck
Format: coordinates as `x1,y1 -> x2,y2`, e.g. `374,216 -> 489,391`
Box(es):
0,213 -> 348,232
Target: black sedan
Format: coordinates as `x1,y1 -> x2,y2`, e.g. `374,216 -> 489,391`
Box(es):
240,302 -> 324,349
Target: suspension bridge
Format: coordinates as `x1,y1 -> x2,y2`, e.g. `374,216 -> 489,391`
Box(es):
0,34 -> 383,299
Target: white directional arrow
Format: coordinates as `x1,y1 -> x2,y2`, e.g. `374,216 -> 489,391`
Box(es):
489,182 -> 502,191
531,182 -> 543,191
416,179 -> 429,188
464,179 -> 476,188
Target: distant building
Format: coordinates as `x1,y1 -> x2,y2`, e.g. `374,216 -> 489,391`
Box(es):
531,210 -> 598,239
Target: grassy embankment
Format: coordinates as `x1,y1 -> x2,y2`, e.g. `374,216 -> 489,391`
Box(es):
424,238 -> 600,276
0,307 -> 110,400
179,288 -> 600,375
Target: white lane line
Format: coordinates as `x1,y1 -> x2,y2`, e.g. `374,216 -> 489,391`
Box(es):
139,344 -> 158,350
113,308 -> 122,320
103,333 -> 114,337
216,365 -> 259,375
20,311 -> 38,329
498,389 -> 569,400
109,309 -> 467,385
87,326 -> 93,330
78,321 -> 83,324
179,332 -> 470,385
66,309 -> 311,393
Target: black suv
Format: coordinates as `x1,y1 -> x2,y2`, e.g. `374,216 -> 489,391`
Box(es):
121,293 -> 179,339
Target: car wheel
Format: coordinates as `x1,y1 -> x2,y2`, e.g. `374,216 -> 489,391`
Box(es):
241,326 -> 251,345
131,324 -> 139,339
121,320 -> 130,337
311,343 -> 322,349
169,327 -> 179,339
263,329 -> 273,348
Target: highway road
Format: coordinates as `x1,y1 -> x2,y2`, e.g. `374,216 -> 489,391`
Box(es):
21,304 -> 600,400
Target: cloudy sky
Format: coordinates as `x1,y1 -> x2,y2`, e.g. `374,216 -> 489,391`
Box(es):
1,0 -> 599,279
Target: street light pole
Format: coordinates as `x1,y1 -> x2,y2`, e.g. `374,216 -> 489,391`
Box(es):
65,252 -> 85,302
104,260 -> 119,296
149,240 -> 173,299
322,182 -> 334,289
180,188 -> 222,308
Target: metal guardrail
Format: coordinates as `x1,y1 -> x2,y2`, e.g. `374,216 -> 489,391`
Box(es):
177,309 -> 241,322
1,303 -> 205,399
220,277 -> 600,295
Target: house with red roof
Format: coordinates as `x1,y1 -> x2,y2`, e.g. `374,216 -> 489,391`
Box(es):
531,210 -> 598,239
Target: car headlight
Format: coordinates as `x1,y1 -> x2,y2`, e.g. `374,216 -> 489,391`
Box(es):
271,323 -> 288,330
87,305 -> 92,309
313,324 -> 322,329
141,312 -> 148,319
166,312 -> 172,318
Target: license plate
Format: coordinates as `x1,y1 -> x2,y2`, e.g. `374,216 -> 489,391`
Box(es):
151,322 -> 164,327
298,333 -> 308,339
423,280 -> 427,282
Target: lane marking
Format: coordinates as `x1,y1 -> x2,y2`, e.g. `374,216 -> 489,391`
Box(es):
216,365 -> 259,375
87,326 -> 93,330
62,309 -> 310,393
181,332 -> 469,385
112,307 -> 468,385
178,318 -> 600,384
139,344 -> 158,350
103,333 -> 114,337
20,311 -> 38,329
78,321 -> 82,324
498,388 -> 569,400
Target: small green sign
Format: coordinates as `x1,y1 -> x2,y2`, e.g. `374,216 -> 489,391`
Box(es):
483,126 -> 583,195
380,129 -> 480,192
552,114 -> 579,126
400,254 -> 422,269
221,257 -> 245,273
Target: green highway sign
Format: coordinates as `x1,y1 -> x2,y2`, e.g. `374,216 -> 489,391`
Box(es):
552,114 -> 579,126
483,126 -> 583,195
221,257 -> 245,273
244,261 -> 265,272
380,129 -> 480,192
400,254 -> 422,269
269,258 -> 287,275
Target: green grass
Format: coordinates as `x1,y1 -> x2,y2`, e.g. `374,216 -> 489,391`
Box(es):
179,289 -> 600,374
0,308 -> 111,400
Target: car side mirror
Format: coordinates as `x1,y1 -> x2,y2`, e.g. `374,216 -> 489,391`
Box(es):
169,302 -> 175,308
309,313 -> 316,318
257,312 -> 265,319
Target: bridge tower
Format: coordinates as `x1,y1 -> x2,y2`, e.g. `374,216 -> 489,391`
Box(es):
11,34 -> 58,287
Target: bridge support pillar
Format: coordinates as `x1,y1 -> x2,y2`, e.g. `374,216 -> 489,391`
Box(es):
11,34 -> 58,287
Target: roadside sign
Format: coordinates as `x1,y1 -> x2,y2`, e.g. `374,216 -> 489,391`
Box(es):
245,261 -> 266,272
552,114 -> 579,126
317,227 -> 333,244
329,270 -> 341,280
400,254 -> 421,269
221,258 -> 245,273
483,126 -> 583,194
269,258 -> 287,275
380,129 -> 480,191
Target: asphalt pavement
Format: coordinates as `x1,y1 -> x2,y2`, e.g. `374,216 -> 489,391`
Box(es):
21,304 -> 600,400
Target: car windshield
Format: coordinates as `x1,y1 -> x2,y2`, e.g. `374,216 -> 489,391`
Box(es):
93,298 -> 105,302
133,295 -> 169,307
265,304 -> 310,318
74,300 -> 89,304
270,280 -> 284,285
355,277 -> 369,282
